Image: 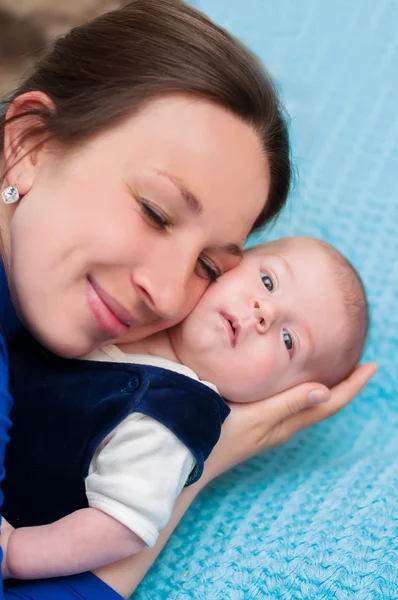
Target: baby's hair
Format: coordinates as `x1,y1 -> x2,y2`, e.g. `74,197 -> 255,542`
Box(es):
311,238 -> 369,386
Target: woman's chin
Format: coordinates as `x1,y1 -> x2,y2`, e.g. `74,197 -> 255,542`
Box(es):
32,325 -> 98,359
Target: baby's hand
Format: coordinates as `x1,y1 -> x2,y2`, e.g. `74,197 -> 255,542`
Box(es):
1,517 -> 15,579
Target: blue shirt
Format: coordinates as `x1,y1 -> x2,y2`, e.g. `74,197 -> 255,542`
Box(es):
0,261 -> 24,587
0,263 -> 24,342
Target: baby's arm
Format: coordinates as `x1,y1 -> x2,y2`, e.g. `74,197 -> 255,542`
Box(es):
3,508 -> 145,580
3,412 -> 195,580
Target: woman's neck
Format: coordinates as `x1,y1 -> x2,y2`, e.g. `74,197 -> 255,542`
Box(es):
116,329 -> 180,364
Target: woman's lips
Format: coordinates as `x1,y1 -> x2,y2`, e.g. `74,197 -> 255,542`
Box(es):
220,312 -> 240,347
87,276 -> 138,339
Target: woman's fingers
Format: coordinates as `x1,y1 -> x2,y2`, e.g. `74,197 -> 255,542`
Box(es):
277,362 -> 378,444
204,363 -> 377,480
262,362 -> 377,428
256,382 -> 331,428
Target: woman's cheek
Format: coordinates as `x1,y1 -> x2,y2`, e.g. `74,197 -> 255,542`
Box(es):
185,277 -> 211,315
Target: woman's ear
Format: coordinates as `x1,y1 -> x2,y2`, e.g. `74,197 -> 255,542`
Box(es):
3,91 -> 55,195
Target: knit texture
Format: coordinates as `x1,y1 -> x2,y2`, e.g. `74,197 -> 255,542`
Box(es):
133,1 -> 398,597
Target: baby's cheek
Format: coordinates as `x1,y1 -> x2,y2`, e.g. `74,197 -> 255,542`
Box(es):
224,357 -> 276,403
247,352 -> 283,401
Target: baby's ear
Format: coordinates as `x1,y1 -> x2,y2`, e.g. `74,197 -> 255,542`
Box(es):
3,92 -> 55,195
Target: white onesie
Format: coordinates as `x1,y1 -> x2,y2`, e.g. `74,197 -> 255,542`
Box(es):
83,345 -> 219,547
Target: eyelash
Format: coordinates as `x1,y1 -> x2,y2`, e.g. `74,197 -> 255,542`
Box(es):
283,330 -> 294,355
197,257 -> 221,283
260,271 -> 274,292
138,198 -> 173,229
138,198 -> 221,283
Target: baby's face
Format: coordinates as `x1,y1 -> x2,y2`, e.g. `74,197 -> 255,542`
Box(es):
170,238 -> 348,402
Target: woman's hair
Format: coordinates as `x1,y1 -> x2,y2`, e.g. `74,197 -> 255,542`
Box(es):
0,0 -> 292,230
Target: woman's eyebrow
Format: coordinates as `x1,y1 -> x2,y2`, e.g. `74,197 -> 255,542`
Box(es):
155,170 -> 243,257
155,169 -> 203,215
220,243 -> 243,257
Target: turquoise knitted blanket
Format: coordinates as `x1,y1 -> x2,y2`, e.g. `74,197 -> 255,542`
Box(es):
134,1 -> 398,597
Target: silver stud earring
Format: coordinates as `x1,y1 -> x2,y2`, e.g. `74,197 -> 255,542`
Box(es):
2,186 -> 20,205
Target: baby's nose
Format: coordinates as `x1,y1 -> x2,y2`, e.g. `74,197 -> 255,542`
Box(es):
251,298 -> 279,332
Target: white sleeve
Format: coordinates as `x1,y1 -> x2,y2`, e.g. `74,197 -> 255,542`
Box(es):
85,413 -> 195,548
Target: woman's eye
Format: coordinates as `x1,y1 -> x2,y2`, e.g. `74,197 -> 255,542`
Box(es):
261,272 -> 274,292
283,330 -> 293,352
138,198 -> 171,230
196,256 -> 221,283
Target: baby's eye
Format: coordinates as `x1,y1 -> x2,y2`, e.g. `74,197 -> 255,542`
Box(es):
283,330 -> 293,352
261,272 -> 274,292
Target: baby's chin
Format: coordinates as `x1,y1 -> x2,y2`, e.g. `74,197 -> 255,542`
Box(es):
219,376 -> 309,404
218,384 -> 274,404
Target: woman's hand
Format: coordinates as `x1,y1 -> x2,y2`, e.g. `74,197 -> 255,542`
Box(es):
202,362 -> 378,484
94,362 -> 377,599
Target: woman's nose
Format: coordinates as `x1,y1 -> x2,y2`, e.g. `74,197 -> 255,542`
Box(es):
251,297 -> 280,333
132,249 -> 203,321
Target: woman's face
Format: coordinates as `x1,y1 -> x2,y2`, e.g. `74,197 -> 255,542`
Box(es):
7,95 -> 270,357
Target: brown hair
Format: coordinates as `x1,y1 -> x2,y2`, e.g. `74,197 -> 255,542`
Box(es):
0,0 -> 291,230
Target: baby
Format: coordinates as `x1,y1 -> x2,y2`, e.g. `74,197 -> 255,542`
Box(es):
1,236 -> 368,579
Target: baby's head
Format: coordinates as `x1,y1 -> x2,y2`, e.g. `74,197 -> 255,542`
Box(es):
170,236 -> 368,402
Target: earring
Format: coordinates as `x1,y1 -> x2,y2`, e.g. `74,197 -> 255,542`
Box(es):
2,186 -> 20,205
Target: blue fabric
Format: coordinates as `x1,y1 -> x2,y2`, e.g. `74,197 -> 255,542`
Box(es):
0,262 -> 22,598
3,335 -> 229,528
129,1 -> 398,599
0,336 -> 12,523
0,336 -> 12,598
0,263 -> 24,342
4,572 -> 122,600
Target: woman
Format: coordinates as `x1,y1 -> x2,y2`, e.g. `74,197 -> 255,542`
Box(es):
0,1 -> 376,598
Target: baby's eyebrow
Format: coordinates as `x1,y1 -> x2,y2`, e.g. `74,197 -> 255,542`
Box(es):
301,322 -> 315,358
275,253 -> 294,278
274,253 -> 315,358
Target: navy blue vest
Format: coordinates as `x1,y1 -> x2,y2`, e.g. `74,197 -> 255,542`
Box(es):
3,335 -> 230,528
